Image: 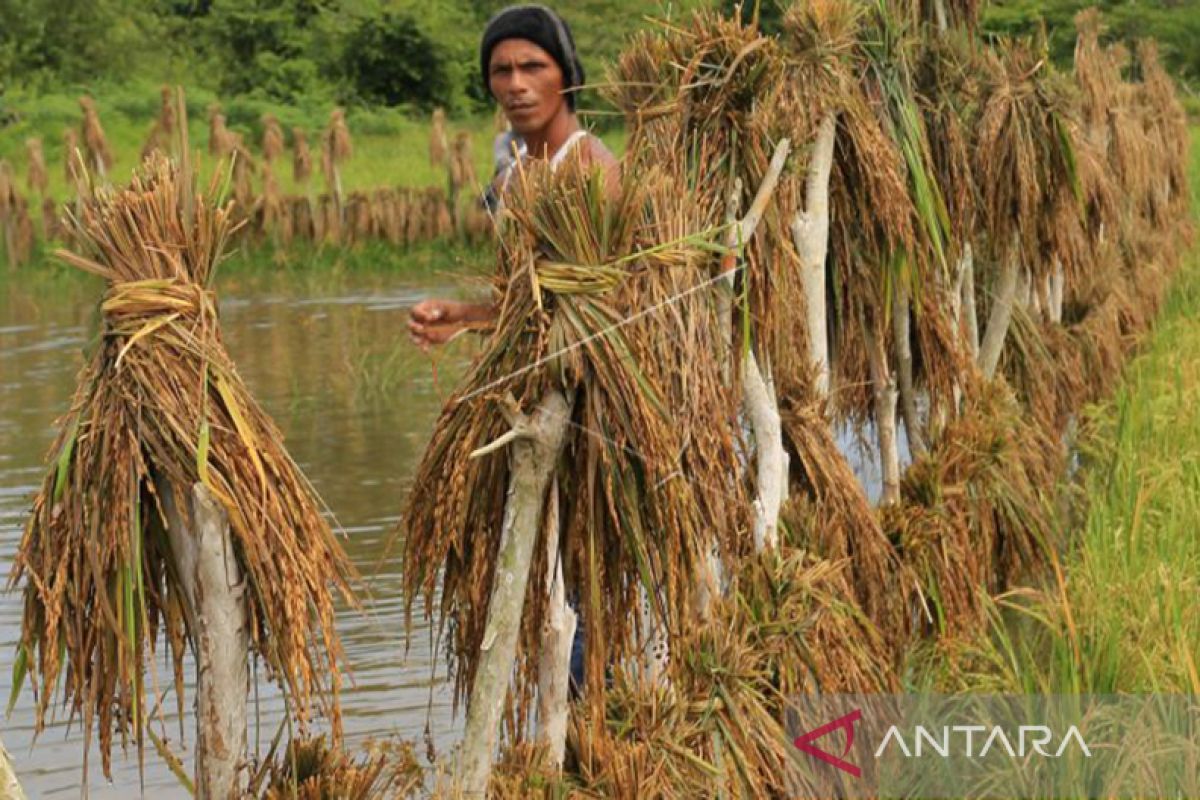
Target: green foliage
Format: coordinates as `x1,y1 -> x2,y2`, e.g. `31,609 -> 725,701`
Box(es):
0,0 -> 167,90
337,9 -> 472,111
983,0 -> 1200,88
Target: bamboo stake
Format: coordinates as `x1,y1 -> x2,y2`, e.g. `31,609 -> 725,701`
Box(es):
160,479 -> 249,799
791,113 -> 837,399
535,482 -> 575,771
978,239 -> 1021,380
0,735 -> 27,800
458,389 -> 573,797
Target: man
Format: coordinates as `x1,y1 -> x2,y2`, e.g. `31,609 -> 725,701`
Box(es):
408,4 -> 619,349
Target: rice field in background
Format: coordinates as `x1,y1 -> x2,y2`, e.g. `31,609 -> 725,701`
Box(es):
0,85 -> 626,204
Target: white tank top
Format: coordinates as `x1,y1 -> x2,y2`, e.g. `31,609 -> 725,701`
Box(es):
497,129 -> 590,193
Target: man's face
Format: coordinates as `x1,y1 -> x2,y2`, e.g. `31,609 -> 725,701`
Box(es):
488,38 -> 566,135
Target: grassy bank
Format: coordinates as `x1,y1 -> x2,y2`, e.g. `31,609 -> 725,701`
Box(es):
912,131 -> 1200,694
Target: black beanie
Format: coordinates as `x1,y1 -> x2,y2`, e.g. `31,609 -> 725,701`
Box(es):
480,5 -> 585,110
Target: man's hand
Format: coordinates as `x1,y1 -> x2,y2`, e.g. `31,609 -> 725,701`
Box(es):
408,299 -> 494,349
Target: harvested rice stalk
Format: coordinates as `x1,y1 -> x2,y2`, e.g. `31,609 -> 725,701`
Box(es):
10,151 -> 356,783
256,735 -> 422,800
890,380 -> 1057,635
567,549 -> 894,798
41,197 -> 61,242
975,40 -> 1082,377
323,108 -> 353,214
79,96 -> 114,178
430,107 -> 449,167
404,153 -> 751,739
141,86 -> 178,162
25,138 -> 48,197
262,113 -> 285,164
208,105 -> 236,159
292,128 -> 312,185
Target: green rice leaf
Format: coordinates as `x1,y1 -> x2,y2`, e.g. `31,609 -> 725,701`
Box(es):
7,643 -> 29,717
53,418 -> 80,503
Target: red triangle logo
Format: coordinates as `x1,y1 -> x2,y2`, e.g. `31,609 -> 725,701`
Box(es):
793,708 -> 862,778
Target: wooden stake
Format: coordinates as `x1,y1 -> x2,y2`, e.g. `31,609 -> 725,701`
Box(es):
160,479 -> 249,800
864,317 -> 901,505
792,113 -> 837,399
893,279 -> 926,456
458,390 -> 573,796
535,482 -> 575,770
978,239 -> 1021,380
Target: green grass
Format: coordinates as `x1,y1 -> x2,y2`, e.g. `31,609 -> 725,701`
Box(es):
910,129 -> 1200,694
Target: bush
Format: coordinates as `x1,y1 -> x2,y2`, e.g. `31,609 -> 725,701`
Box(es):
338,11 -> 469,112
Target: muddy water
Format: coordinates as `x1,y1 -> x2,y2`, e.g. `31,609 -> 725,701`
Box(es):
0,264 -> 482,797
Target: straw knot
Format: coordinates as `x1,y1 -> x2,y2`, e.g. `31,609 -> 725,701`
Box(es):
102,278 -> 216,327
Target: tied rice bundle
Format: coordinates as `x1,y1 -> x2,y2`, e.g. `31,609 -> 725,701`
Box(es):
10,152 -> 356,779
404,152 -> 751,715
25,138 -> 49,197
262,113 -> 286,164
975,41 -> 1083,283
293,127 -> 313,185
561,550 -> 895,799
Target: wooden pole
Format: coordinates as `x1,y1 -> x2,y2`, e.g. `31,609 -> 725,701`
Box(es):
792,113 -> 838,400
893,279 -> 927,456
160,479 -> 249,800
864,316 -> 901,505
458,390 -> 573,796
978,238 -> 1022,380
535,483 -> 575,770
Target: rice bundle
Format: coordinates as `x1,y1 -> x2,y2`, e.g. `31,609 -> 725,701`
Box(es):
1135,40 -> 1191,231
292,127 -> 313,184
561,550 -> 894,798
231,137 -> 256,217
888,380 -> 1057,635
41,197 -> 62,242
0,160 -> 17,264
404,152 -> 751,717
140,87 -> 178,163
429,107 -> 448,167
10,151 -> 356,779
449,131 -> 476,193
262,113 -> 286,164
208,106 -> 236,159
323,108 -> 353,198
25,138 -> 48,197
63,128 -> 84,188
79,96 -> 114,176
256,736 -> 422,800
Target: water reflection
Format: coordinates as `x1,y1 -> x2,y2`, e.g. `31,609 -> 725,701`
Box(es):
0,265 -> 480,797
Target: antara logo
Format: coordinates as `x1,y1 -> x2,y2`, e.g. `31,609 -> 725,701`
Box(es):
793,709 -> 863,777
874,724 -> 1092,759
792,709 -> 1093,778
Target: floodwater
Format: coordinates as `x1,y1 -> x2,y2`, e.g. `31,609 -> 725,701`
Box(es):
0,261 -> 483,797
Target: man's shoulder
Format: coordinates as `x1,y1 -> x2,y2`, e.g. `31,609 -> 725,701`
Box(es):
582,134 -> 618,168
